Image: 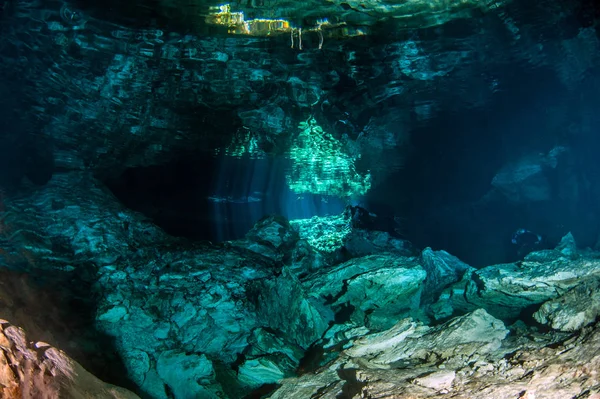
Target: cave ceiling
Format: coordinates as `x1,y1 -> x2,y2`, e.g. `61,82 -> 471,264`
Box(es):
0,0 -> 596,192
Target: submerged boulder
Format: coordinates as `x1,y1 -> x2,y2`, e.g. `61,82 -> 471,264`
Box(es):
435,244 -> 600,321
248,267 -> 334,349
344,229 -> 414,258
420,247 -> 473,303
303,254 -> 427,330
534,278 -> 600,332
555,231 -> 578,259
234,215 -> 299,262
345,309 -> 508,369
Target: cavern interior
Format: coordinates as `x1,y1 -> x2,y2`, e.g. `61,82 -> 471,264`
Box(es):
0,0 -> 600,398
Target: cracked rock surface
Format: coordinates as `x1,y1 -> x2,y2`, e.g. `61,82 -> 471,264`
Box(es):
1,171 -> 600,398
0,269 -> 139,398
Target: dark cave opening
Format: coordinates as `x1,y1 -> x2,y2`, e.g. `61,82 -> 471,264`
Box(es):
365,65 -> 600,266
103,63 -> 600,268
104,154 -> 350,244
104,156 -> 228,242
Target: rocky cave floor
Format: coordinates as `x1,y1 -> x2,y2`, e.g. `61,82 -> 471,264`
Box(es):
1,172 -> 600,399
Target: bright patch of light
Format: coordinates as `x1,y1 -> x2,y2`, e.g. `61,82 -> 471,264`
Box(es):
286,117 -> 371,198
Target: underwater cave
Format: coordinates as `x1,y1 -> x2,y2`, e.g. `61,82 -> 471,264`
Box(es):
1,0 -> 600,398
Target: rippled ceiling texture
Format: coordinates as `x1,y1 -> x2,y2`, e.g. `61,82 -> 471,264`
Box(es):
1,0 -> 599,253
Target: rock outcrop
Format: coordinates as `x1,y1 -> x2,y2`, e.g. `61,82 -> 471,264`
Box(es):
432,237 -> 600,322
271,322 -> 600,398
0,321 -> 140,399
2,172 -> 600,398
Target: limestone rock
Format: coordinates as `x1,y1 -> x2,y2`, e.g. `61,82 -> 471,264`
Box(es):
345,309 -> 508,368
0,1 -> 599,399
156,351 -> 220,399
0,321 -> 139,399
235,215 -> 299,262
5,171 -> 600,398
241,327 -> 305,382
534,278 -> 600,332
270,315 -> 600,399
420,247 -> 472,303
413,370 -> 456,391
237,357 -> 286,389
344,229 -> 414,258
250,267 -> 333,349
303,254 -> 427,330
438,249 -> 600,321
555,231 -> 578,259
